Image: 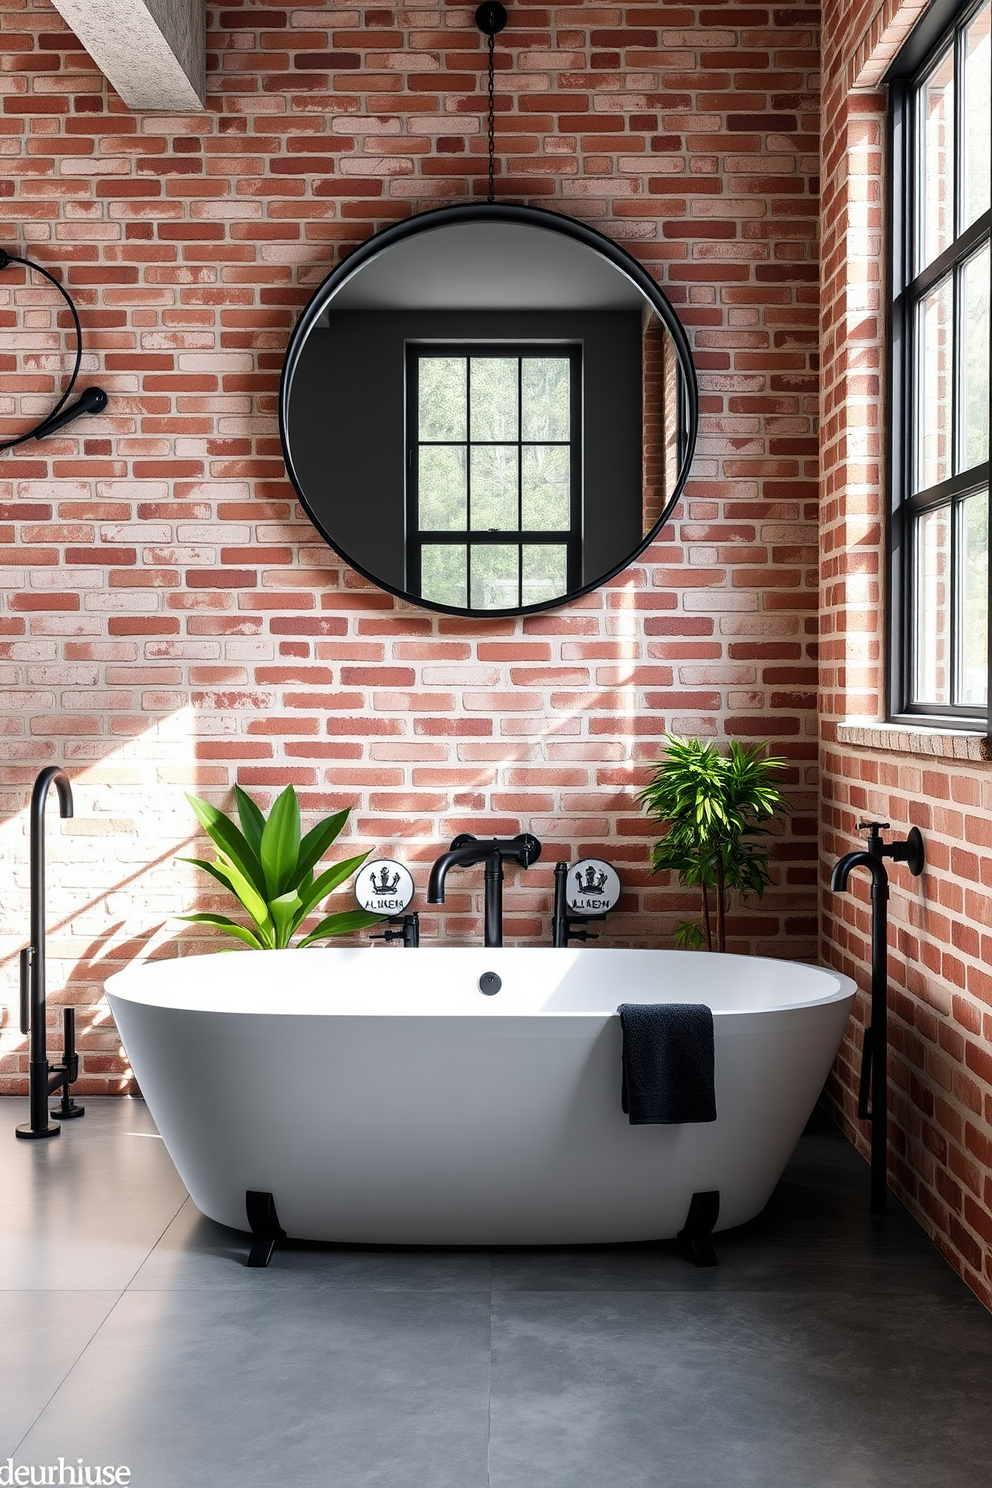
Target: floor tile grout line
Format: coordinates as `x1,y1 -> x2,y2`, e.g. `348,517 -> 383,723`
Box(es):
10,1287 -> 127,1461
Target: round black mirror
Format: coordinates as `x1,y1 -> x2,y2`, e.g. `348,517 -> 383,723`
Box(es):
280,202 -> 698,618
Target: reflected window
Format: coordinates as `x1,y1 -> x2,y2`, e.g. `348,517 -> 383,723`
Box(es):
890,0 -> 991,721
407,345 -> 580,610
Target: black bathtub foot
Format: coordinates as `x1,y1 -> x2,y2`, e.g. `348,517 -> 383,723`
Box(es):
245,1190 -> 286,1268
677,1190 -> 720,1267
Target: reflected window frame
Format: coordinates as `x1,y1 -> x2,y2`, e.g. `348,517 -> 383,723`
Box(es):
405,342 -> 582,611
888,0 -> 992,726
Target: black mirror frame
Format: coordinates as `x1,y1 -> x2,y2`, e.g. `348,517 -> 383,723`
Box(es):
278,201 -> 699,619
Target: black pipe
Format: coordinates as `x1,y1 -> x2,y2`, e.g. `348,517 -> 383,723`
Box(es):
16,766 -> 75,1140
552,860 -> 599,947
830,822 -> 925,1214
484,851 -> 504,948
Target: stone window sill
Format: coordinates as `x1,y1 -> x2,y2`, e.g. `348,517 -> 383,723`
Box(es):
835,720 -> 992,761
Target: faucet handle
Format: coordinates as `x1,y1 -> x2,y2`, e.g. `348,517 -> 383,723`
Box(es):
858,820 -> 890,833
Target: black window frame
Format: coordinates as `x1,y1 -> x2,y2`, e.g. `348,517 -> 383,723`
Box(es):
887,0 -> 992,728
405,341 -> 583,612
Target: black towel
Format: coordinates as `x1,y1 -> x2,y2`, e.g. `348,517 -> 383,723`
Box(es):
618,1002 -> 717,1125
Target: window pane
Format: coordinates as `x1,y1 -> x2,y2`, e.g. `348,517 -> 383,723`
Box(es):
418,446 -> 466,530
917,276 -> 953,490
470,445 -> 518,530
521,357 -> 570,442
963,1 -> 991,230
470,544 -> 518,609
470,358 -> 518,441
522,446 -> 571,530
915,506 -> 952,704
961,243 -> 990,471
522,544 -> 568,605
421,545 -> 467,608
418,358 -> 466,441
959,490 -> 989,707
919,47 -> 955,270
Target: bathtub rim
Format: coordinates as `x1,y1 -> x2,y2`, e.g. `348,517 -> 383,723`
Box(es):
104,945 -> 858,1020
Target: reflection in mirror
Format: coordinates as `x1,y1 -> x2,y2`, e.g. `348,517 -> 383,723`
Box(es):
281,206 -> 697,617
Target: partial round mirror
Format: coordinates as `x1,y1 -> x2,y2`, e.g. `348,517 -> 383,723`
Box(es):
280,203 -> 698,617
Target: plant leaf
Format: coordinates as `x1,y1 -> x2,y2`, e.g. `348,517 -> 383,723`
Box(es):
178,854 -> 275,947
177,913 -> 264,950
298,908 -> 383,947
186,793 -> 267,899
268,889 -> 304,949
260,785 -> 301,898
234,785 -> 266,857
295,852 -> 370,923
291,809 -> 351,889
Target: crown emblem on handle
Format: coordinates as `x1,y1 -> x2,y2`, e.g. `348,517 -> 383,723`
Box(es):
371,866 -> 401,895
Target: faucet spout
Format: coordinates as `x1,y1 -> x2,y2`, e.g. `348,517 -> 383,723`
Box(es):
426,832 -> 542,947
830,849 -> 887,897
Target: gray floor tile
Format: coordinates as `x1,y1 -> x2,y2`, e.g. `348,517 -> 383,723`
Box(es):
17,1288 -> 492,1488
130,1197 -> 494,1291
0,1291 -> 121,1457
1,1099 -> 186,1289
488,1290 -> 992,1488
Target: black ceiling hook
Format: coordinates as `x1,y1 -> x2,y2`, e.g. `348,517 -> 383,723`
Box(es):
0,249 -> 108,452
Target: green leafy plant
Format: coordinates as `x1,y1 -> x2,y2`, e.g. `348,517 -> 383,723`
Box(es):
638,736 -> 788,952
179,784 -> 382,949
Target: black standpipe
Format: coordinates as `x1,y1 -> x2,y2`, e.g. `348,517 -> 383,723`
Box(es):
830,821 -> 924,1213
16,766 -> 84,1140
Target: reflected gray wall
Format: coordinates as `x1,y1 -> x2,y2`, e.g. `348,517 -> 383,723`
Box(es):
288,310 -> 643,594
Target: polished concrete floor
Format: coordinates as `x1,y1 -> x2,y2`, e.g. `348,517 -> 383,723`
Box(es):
3,1098 -> 992,1488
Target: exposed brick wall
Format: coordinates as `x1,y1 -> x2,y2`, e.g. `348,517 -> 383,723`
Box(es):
0,1 -> 820,1095
820,0 -> 992,1310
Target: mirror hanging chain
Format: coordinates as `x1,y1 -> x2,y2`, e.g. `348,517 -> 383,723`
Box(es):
475,3 -> 507,203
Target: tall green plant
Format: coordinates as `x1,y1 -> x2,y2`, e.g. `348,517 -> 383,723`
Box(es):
179,784 -> 382,949
638,736 -> 788,952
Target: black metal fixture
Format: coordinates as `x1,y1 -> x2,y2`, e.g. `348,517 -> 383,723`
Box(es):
0,249 -> 108,451
475,2 -> 507,201
427,832 -> 542,947
552,860 -> 604,946
830,821 -> 925,1213
369,912 -> 421,948
16,766 -> 86,1140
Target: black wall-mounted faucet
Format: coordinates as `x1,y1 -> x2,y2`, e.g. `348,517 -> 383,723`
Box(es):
830,821 -> 924,1213
16,766 -> 84,1140
427,833 -> 542,947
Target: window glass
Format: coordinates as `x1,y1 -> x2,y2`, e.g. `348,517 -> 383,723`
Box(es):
916,505 -> 953,704
960,243 -> 990,469
963,4 -> 992,229
470,446 -> 518,531
959,490 -> 989,706
916,275 -> 954,490
470,544 -> 519,610
522,446 -> 570,530
469,358 -> 518,441
418,446 -> 466,531
421,545 -> 467,609
418,358 -> 466,441
919,47 -> 955,270
522,544 -> 568,605
521,358 -> 570,441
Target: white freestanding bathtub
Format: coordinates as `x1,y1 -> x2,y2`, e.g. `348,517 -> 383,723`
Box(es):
105,947 -> 855,1246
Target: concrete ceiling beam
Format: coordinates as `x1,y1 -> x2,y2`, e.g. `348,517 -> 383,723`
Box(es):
48,0 -> 206,111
